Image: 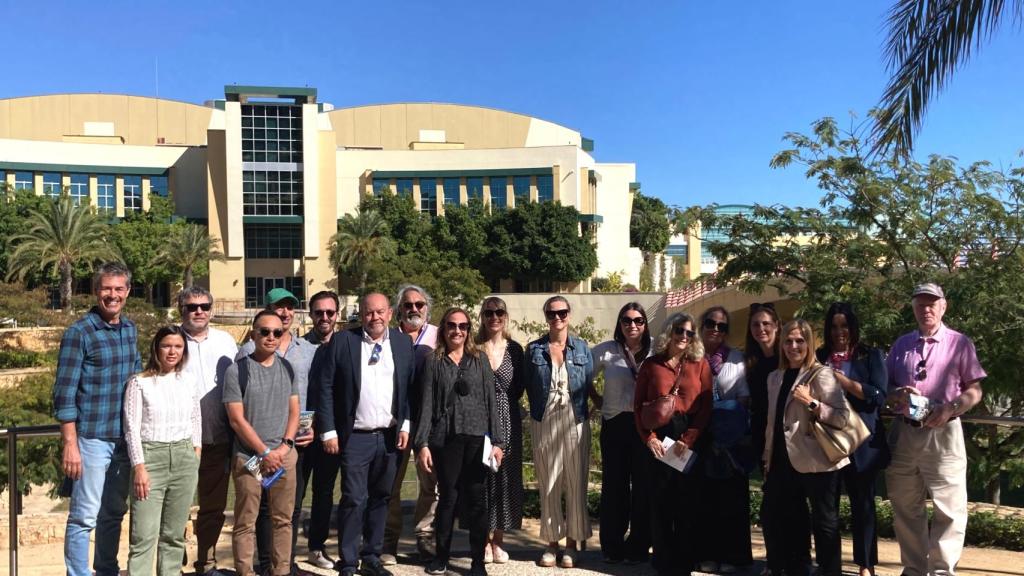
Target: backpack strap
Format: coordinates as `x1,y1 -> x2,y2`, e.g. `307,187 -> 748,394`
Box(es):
238,356 -> 250,398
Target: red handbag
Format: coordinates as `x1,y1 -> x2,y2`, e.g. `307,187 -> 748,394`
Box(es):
640,367 -> 684,430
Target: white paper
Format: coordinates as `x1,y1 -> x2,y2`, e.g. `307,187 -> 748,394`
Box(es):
656,436 -> 696,473
482,435 -> 500,472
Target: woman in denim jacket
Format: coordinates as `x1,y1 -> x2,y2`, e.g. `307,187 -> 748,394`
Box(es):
523,296 -> 594,568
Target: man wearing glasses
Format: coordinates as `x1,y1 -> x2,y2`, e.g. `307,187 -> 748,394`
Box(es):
886,283 -> 985,576
179,286 -> 240,576
383,285 -> 439,565
318,292 -> 415,576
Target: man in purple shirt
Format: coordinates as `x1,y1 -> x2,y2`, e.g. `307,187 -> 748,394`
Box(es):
886,283 -> 985,576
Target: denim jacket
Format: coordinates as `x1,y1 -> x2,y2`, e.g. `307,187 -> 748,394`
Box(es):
524,334 -> 594,423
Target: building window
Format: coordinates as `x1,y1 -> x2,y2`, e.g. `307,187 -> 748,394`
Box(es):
245,276 -> 305,309
537,174 -> 554,202
124,176 -> 142,212
69,174 -> 89,205
14,171 -> 33,191
149,175 -> 169,197
241,104 -> 303,163
244,223 -> 303,259
243,171 -> 303,216
467,177 -> 484,202
42,172 -> 61,198
443,178 -> 460,205
419,178 -> 437,215
489,176 -> 507,211
97,175 -> 115,213
396,178 -> 414,197
373,178 -> 392,195
513,175 -> 531,207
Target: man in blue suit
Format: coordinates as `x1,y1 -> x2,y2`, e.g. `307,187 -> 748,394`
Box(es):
317,292 -> 414,576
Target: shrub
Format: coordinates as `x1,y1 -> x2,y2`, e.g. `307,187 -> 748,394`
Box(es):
0,349 -> 54,369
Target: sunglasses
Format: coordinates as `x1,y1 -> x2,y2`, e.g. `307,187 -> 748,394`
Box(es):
446,321 -> 471,332
402,301 -> 427,311
703,318 -> 729,333
915,360 -> 927,381
368,343 -> 383,366
673,325 -> 697,339
483,309 -> 507,319
545,308 -> 570,321
184,303 -> 212,313
455,368 -> 470,396
620,316 -> 646,326
749,302 -> 776,311
257,327 -> 285,338
311,309 -> 337,318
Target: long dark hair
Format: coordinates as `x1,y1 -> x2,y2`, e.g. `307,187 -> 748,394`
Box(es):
822,301 -> 862,355
613,302 -> 651,364
143,325 -> 190,376
744,302 -> 780,371
434,307 -> 478,358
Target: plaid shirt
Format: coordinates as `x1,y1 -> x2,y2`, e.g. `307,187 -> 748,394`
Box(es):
53,307 -> 141,439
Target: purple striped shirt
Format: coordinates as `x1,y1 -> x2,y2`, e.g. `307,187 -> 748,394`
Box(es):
886,323 -> 986,403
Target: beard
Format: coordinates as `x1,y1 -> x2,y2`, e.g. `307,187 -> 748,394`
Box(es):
402,314 -> 425,330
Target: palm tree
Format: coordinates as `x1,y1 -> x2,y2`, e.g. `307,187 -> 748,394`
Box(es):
155,223 -> 226,289
329,206 -> 395,295
873,0 -> 1022,156
6,193 -> 121,309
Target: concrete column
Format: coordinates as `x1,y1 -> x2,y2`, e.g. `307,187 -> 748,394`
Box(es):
142,177 -> 152,211
115,176 -> 125,218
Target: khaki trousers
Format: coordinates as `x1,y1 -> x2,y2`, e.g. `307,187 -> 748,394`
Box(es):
231,450 -> 298,576
383,448 -> 438,553
885,419 -> 968,576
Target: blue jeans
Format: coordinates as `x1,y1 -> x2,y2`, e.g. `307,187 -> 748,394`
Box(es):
65,437 -> 130,576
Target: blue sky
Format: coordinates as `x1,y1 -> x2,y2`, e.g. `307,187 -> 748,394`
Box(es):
2,0 -> 1021,209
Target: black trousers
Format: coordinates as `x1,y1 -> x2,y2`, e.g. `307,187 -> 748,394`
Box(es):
433,434 -> 487,566
648,458 -> 697,576
841,464 -> 879,568
599,412 -> 651,561
696,468 -> 753,566
762,454 -> 841,576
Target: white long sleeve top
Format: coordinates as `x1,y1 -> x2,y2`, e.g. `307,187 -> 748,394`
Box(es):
123,371 -> 202,466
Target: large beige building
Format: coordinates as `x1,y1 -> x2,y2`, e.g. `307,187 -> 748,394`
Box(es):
0,86 -> 643,308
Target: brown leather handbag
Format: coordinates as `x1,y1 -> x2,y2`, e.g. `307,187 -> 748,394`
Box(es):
640,367 -> 684,430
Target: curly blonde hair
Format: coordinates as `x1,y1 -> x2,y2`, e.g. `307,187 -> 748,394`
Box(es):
653,312 -> 704,362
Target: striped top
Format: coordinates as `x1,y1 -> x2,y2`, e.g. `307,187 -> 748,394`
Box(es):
124,371 -> 202,466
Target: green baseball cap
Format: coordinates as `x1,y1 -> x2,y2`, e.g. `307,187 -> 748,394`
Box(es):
265,288 -> 299,307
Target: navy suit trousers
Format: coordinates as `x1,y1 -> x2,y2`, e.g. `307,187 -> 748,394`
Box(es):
337,429 -> 399,570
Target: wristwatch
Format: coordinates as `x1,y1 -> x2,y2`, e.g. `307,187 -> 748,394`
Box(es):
283,437 -> 295,450
950,399 -> 963,416
807,400 -> 820,412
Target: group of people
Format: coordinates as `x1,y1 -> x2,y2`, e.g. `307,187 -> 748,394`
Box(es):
53,260 -> 984,576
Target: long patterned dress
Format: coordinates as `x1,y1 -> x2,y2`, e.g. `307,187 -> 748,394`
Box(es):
487,347 -> 524,530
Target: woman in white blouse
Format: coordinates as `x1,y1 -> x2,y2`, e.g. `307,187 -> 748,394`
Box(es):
124,325 -> 202,576
590,302 -> 652,565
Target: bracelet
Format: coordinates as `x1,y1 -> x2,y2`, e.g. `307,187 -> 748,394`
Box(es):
260,447 -> 271,457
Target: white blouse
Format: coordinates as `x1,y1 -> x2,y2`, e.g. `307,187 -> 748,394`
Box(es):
713,348 -> 750,400
124,372 -> 202,466
593,340 -> 650,419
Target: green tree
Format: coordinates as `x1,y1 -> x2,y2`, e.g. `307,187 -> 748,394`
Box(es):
155,223 -> 226,290
873,0 -> 1023,155
329,204 -> 396,296
488,201 -> 599,286
110,194 -> 177,303
6,193 -> 120,310
630,192 -> 671,291
696,115 -> 1024,503
0,187 -> 50,283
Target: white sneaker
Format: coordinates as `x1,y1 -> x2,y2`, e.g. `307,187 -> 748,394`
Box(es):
698,560 -> 720,573
308,549 -> 335,569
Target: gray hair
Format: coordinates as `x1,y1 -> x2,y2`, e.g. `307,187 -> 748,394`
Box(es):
91,262 -> 131,293
177,285 -> 214,308
394,284 -> 432,314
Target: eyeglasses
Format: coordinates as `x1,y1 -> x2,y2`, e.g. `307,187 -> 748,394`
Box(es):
673,326 -> 697,339
915,360 -> 927,381
620,316 -> 646,327
311,309 -> 337,318
703,318 -> 729,333
545,309 -> 570,321
368,343 -> 383,365
483,309 -> 507,319
446,321 -> 470,332
184,303 -> 212,313
749,302 -> 776,311
257,328 -> 285,338
402,301 -> 427,311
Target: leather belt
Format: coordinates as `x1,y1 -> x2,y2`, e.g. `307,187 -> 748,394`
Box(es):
352,427 -> 392,434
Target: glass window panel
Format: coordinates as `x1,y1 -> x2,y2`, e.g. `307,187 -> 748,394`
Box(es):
42,172 -> 62,197
97,175 -> 115,213
396,178 -> 414,196
123,175 -> 142,212
14,171 -> 33,191
443,178 -> 461,205
513,175 -> 531,206
489,177 -> 507,211
69,174 -> 89,205
467,177 -> 484,201
149,175 -> 169,197
419,178 -> 437,215
373,178 -> 391,195
537,174 -> 554,202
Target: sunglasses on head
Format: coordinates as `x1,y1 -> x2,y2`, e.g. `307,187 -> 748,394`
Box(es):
749,302 -> 776,311
673,325 -> 697,339
545,308 -> 570,321
703,318 -> 729,333
482,309 -> 507,319
402,301 -> 427,311
620,316 -> 646,326
312,309 -> 337,318
184,303 -> 212,313
257,327 -> 285,338
446,321 -> 470,332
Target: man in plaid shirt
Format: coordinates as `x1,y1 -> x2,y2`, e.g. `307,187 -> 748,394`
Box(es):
53,262 -> 141,576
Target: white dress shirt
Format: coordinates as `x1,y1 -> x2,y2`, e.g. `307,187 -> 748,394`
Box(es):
182,326 -> 239,445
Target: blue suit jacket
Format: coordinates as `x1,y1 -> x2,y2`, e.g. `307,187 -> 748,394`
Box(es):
816,345 -> 891,472
316,327 -> 415,450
